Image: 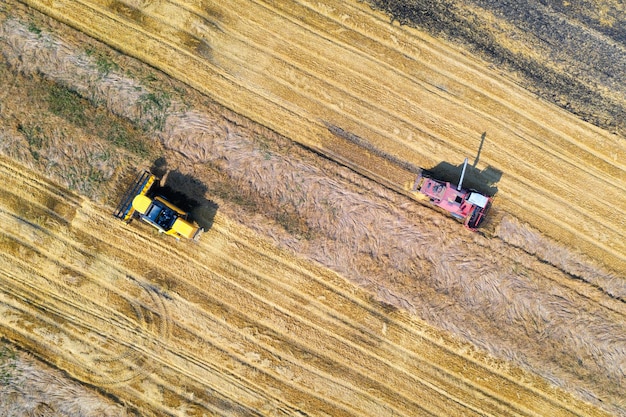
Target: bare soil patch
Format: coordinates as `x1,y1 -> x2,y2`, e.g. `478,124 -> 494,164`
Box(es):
366,0 -> 626,135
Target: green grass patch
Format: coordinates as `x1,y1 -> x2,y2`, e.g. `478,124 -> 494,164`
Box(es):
87,167 -> 107,187
17,123 -> 46,149
0,342 -> 18,386
17,123 -> 48,161
43,81 -> 151,157
46,83 -> 87,127
27,22 -> 41,36
94,113 -> 150,157
142,71 -> 159,83
85,46 -> 119,76
138,90 -> 171,132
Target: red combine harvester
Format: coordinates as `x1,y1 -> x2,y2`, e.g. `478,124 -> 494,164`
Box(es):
412,158 -> 492,230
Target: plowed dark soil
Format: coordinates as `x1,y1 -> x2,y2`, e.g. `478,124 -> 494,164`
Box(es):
367,0 -> 626,135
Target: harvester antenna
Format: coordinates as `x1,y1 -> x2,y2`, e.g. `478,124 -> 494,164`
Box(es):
457,158 -> 469,191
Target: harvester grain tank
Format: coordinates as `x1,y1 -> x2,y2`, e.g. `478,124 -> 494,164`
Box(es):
412,158 -> 492,230
114,171 -> 203,240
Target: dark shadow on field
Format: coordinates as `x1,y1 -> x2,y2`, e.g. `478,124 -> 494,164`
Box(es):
425,133 -> 502,196
425,162 -> 502,196
150,157 -> 218,232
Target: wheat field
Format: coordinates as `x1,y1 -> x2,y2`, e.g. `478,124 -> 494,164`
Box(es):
1,0 -> 626,415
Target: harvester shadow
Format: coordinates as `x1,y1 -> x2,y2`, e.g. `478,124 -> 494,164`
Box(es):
150,159 -> 218,232
426,132 -> 502,196
424,162 -> 502,197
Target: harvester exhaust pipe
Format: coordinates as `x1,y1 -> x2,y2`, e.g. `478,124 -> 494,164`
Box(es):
457,158 -> 468,191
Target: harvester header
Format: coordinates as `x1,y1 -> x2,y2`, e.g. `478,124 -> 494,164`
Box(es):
114,171 -> 155,223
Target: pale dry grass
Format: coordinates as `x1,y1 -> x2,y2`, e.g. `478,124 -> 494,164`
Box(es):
497,214 -> 626,300
1,4 -> 625,415
0,17 -> 144,122
0,342 -> 135,417
0,18 -> 153,202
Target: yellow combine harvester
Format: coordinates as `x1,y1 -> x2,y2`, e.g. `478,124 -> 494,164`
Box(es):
114,171 -> 203,240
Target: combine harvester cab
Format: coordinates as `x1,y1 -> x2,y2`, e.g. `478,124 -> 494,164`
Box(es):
114,171 -> 203,240
413,158 -> 492,230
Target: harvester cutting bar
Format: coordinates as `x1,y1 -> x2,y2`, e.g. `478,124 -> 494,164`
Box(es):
113,171 -> 155,222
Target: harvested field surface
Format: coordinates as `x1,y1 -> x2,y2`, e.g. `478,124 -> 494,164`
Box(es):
2,1 -> 626,416
0,154 -> 610,416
